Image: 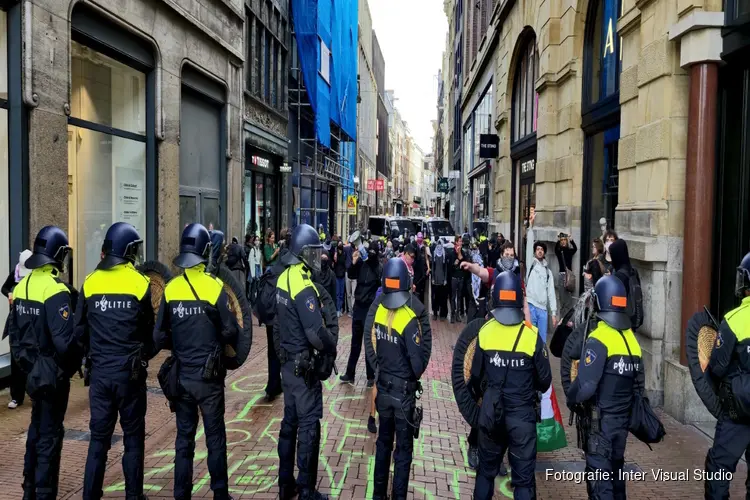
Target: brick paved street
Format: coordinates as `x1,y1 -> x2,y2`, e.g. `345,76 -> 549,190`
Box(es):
0,315 -> 747,499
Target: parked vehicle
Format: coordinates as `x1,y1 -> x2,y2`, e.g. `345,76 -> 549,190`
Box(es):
367,216 -> 418,240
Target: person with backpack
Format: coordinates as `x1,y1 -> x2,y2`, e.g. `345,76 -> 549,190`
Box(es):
525,213 -> 558,343
246,234 -> 263,302
253,253 -> 286,403
608,238 -> 644,331
2,249 -> 32,409
555,232 -> 578,317
226,236 -> 247,291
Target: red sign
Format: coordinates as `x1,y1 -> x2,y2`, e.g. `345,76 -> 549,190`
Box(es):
375,179 -> 385,191
366,179 -> 375,190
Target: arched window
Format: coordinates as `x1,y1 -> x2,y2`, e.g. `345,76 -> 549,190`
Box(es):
511,34 -> 538,144
583,0 -> 622,108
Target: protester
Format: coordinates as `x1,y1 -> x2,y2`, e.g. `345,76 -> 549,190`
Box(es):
264,229 -> 279,268
2,249 -> 32,409
431,239 -> 449,320
525,213 -> 558,342
225,236 -> 247,288
333,239 -> 347,316
554,232 -> 578,317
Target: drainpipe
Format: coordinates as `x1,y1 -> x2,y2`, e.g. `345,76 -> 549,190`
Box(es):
23,0 -> 38,107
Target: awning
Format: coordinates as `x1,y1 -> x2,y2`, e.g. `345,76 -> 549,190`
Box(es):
468,160 -> 490,180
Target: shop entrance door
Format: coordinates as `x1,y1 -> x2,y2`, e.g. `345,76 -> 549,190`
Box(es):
246,171 -> 278,239
516,154 -> 536,261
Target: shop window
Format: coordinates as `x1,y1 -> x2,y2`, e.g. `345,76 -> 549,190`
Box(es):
585,126 -> 619,241
463,123 -> 473,172
68,40 -> 147,280
472,84 -> 493,172
0,8 -> 9,359
584,0 -> 622,108
511,34 -> 538,144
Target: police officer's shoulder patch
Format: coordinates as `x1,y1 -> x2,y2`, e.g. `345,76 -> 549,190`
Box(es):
584,348 -> 597,366
542,345 -> 548,358
305,296 -> 316,312
59,304 -> 70,321
413,329 -> 421,345
716,331 -> 723,348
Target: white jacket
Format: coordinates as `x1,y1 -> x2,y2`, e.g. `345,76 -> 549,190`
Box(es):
525,225 -> 558,316
248,246 -> 263,278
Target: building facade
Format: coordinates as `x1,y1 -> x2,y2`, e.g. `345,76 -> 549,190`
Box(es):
244,0 -> 291,240
439,0 -> 750,424
356,0 -> 378,227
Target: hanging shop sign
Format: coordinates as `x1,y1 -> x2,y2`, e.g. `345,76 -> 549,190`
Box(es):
449,170 -> 461,179
479,134 -> 500,159
279,163 -> 292,173
437,177 -> 449,193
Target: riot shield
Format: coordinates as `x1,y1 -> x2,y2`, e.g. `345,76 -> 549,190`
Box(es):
215,266 -> 253,370
685,310 -> 722,418
451,319 -> 488,428
136,261 -> 173,321
314,283 -> 339,346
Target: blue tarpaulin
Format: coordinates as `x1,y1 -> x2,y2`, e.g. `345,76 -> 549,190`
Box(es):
291,0 -> 358,147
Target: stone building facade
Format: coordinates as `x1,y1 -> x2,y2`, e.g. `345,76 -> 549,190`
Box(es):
443,0 -> 739,424
2,0 -> 244,286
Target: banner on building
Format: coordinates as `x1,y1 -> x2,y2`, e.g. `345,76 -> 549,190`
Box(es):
479,134 -> 500,159
366,179 -> 375,190
375,179 -> 385,191
437,177 -> 449,193
347,195 -> 357,215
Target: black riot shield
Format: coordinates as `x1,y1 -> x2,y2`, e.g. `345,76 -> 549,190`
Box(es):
136,260 -> 173,321
451,319 -> 488,429
215,266 -> 253,370
314,283 -> 340,346
685,310 -> 722,419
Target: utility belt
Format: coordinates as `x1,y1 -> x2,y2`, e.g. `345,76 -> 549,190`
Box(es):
283,348 -> 337,387
377,373 -> 421,395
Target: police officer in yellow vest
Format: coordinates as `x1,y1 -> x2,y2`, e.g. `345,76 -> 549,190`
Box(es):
364,257 -> 432,500
8,226 -> 80,500
566,274 -> 643,499
76,222 -> 153,500
153,223 -> 240,500
275,224 -> 337,500
470,270 -> 551,500
705,252 -> 750,498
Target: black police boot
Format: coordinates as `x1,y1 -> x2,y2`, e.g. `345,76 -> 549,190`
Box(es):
366,378 -> 375,388
368,416 -> 377,434
21,481 -> 34,500
468,444 -> 479,470
339,374 -> 355,384
279,484 -> 298,500
299,489 -> 329,500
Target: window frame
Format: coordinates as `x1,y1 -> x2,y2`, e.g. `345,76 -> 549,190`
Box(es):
510,33 -> 538,147
68,6 -> 157,268
581,0 -> 622,126
246,2 -> 288,111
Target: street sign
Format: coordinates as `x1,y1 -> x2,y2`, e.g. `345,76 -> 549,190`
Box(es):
366,179 -> 375,190
437,177 -> 449,193
347,195 -> 357,215
375,179 -> 385,191
479,134 -> 499,159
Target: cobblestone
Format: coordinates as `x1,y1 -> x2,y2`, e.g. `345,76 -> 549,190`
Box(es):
0,316 -> 746,498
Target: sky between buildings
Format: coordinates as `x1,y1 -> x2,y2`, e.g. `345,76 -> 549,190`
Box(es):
369,0 -> 448,154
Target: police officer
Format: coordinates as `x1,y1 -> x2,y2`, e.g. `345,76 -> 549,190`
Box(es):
275,224 -> 337,500
704,252 -> 750,498
470,271 -> 551,500
8,226 -> 80,500
76,222 -> 153,500
364,257 -> 432,500
340,239 -> 382,386
566,274 -> 643,499
153,223 -> 240,500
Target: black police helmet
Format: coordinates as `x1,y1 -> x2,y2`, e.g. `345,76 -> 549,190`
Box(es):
26,226 -> 70,270
98,222 -> 143,270
173,223 -> 211,269
490,271 -> 525,326
736,252 -> 750,298
593,275 -> 631,330
282,224 -> 323,271
382,257 -> 411,309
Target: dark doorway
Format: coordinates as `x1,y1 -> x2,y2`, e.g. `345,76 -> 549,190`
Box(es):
328,189 -> 336,237
713,57 -> 750,317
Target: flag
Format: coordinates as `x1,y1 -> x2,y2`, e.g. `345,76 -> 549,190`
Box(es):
536,386 -> 568,452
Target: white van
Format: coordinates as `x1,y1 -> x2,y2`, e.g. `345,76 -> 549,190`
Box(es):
423,217 -> 456,244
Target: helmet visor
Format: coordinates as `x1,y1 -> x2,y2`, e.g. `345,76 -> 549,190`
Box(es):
736,267 -> 750,298
300,246 -> 323,273
130,240 -> 145,266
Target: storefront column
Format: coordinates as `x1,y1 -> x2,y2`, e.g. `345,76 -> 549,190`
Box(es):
669,13 -> 723,365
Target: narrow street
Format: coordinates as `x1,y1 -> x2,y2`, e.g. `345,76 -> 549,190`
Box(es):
0,316 -> 744,499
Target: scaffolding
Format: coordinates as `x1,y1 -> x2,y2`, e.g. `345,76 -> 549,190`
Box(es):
289,44 -> 356,236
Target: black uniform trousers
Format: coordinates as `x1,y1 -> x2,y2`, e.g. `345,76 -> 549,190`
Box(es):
10,349 -> 27,404
174,377 -> 229,500
83,372 -> 146,500
278,361 -> 323,494
23,377 -> 71,500
585,413 -> 629,500
432,284 -> 448,319
705,414 -> 750,499
373,384 -> 416,500
474,406 -> 537,500
451,277 -> 465,318
345,303 -> 375,381
415,281 -> 427,307
265,324 -> 282,397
